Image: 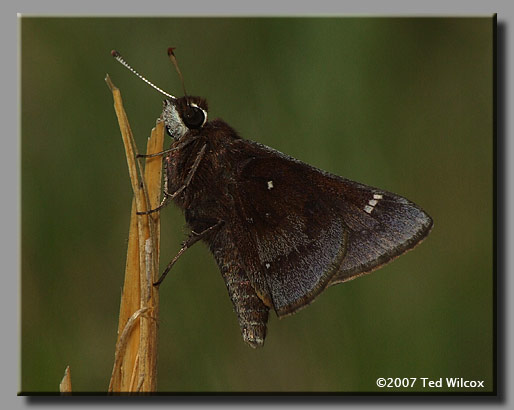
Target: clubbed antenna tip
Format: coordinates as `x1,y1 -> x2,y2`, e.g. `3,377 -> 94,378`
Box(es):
166,47 -> 187,97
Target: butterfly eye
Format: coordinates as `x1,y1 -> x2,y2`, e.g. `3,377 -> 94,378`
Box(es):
183,105 -> 205,129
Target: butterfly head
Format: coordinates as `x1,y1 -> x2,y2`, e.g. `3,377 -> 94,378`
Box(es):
110,49 -> 208,140
162,96 -> 208,140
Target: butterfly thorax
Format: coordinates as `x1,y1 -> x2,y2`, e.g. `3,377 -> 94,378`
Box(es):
165,119 -> 241,231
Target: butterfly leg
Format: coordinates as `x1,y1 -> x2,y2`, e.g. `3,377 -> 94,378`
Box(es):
137,143 -> 207,215
136,136 -> 200,159
153,218 -> 223,287
136,147 -> 177,159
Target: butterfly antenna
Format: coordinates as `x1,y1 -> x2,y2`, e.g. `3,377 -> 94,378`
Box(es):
111,50 -> 176,100
167,47 -> 188,97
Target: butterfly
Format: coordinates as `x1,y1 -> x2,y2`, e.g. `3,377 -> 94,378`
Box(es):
113,50 -> 433,348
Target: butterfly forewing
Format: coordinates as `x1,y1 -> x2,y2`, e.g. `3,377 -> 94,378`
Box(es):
330,181 -> 433,284
227,139 -> 432,316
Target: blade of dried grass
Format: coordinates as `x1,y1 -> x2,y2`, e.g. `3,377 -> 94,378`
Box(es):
106,75 -> 164,393
59,366 -> 72,393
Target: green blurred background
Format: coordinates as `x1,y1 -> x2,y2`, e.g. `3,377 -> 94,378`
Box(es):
21,17 -> 494,393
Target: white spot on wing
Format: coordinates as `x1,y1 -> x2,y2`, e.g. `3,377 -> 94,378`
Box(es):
364,205 -> 374,214
267,180 -> 274,190
265,263 -> 271,269
364,193 -> 383,214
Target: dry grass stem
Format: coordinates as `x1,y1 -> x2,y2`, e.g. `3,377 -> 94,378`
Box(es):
106,75 -> 164,393
59,366 -> 72,393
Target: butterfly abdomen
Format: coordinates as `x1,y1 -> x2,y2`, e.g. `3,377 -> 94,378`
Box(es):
211,235 -> 270,348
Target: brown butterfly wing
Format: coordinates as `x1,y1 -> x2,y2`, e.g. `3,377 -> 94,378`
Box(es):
327,179 -> 433,285
227,140 -> 432,317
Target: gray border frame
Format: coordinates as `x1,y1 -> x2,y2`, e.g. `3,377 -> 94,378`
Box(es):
9,0 -> 512,408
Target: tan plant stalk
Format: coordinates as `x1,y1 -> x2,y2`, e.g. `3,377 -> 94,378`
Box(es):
106,75 -> 164,393
59,366 -> 72,393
